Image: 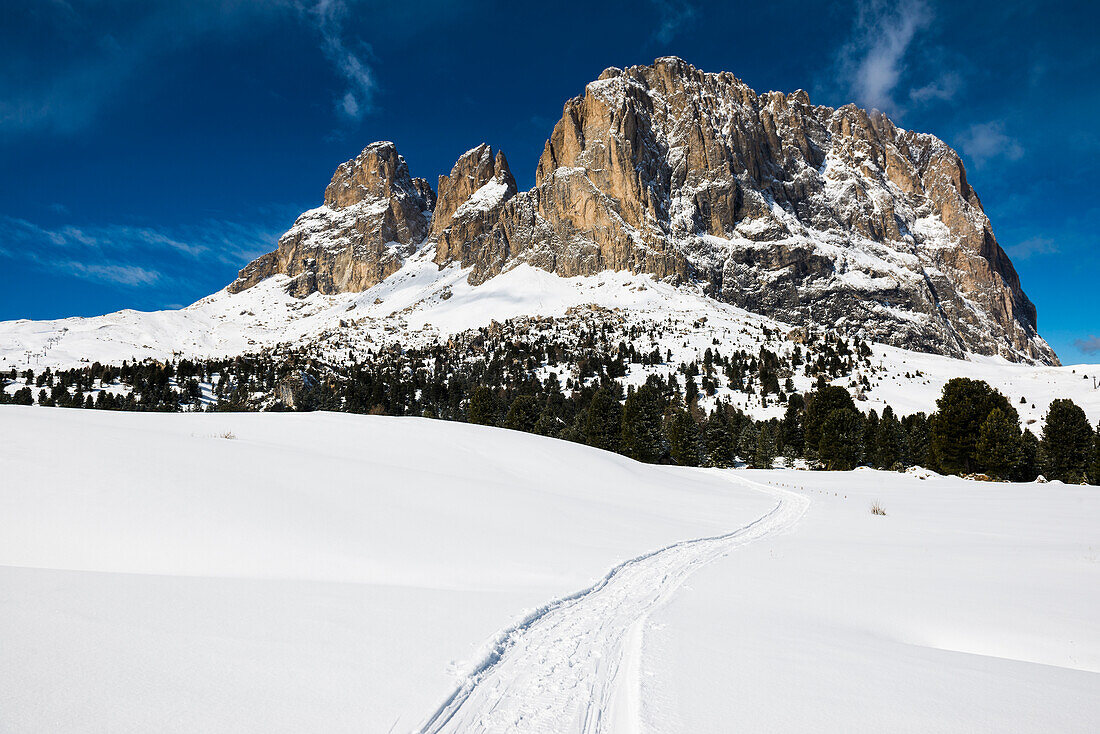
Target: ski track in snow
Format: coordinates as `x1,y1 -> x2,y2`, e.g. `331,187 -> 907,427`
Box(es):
415,473 -> 810,734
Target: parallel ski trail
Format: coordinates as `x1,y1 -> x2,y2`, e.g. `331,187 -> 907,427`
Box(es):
416,472 -> 809,734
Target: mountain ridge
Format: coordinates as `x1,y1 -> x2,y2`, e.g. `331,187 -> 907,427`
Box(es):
228,57 -> 1054,365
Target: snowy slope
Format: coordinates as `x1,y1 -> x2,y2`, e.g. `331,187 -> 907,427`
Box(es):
0,406 -> 773,733
0,249 -> 778,370
643,469 -> 1100,732
1,407 -> 1097,732
2,249 -> 1097,425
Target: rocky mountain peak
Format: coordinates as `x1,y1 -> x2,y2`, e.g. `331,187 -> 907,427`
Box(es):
228,58 -> 1056,364
324,141 -> 401,208
491,58 -> 1053,363
431,144 -> 517,273
228,141 -> 433,297
431,144 -> 516,240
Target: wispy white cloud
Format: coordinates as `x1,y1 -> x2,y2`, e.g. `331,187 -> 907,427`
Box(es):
1074,336 -> 1100,355
61,262 -> 162,287
1,1 -> 380,134
909,71 -> 961,104
51,224 -> 208,257
824,0 -> 973,119
303,0 -> 376,120
1004,235 -> 1056,260
957,120 -> 1025,166
650,0 -> 697,44
835,0 -> 931,114
0,214 -> 281,289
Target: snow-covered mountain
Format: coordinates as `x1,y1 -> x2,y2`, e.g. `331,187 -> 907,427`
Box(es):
229,57 -> 1054,364
4,58 -> 1092,421
4,253 -> 1097,425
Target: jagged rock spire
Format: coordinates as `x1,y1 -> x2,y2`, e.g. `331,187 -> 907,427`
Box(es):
228,141 -> 433,297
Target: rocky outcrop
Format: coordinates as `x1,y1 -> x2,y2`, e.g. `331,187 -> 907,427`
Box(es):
473,57 -> 1054,363
228,142 -> 432,297
275,371 -> 317,409
228,58 -> 1055,364
430,144 -> 516,274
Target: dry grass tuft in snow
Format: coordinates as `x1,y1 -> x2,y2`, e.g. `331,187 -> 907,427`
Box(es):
870,501 -> 887,516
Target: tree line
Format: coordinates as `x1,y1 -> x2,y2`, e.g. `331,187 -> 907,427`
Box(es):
1,328 -> 1097,484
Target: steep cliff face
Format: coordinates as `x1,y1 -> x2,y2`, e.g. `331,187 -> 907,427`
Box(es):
430,143 -> 516,274
478,58 -> 1051,363
228,58 -> 1055,364
228,142 -> 433,297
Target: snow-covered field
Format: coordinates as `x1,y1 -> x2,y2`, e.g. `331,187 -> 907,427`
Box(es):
1,406 -> 1097,732
646,469 -> 1100,732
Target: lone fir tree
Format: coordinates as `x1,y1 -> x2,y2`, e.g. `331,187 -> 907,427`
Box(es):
1039,399 -> 1093,483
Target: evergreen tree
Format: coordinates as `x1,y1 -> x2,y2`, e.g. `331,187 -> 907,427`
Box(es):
804,383 -> 856,456
503,395 -> 541,433
875,406 -> 906,469
583,387 -> 623,453
1014,428 -> 1040,482
818,407 -> 864,470
13,387 -> 33,405
779,394 -> 805,455
737,422 -> 758,463
862,409 -> 880,465
1089,423 -> 1100,486
684,375 -> 699,407
467,386 -> 497,426
903,412 -> 932,467
754,422 -> 778,469
703,410 -> 734,467
930,378 -> 1015,475
533,407 -> 562,438
666,408 -> 701,466
975,407 -> 1021,480
621,385 -> 665,463
1039,399 -> 1093,483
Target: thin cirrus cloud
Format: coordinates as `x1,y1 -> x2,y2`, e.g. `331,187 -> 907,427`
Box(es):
305,0 -> 376,120
650,0 -> 698,44
60,262 -> 162,287
0,1 -> 378,135
1004,235 -> 1057,260
829,3 -> 1029,172
956,120 -> 1025,166
0,215 -> 280,290
827,0 -> 969,120
832,0 -> 933,115
908,71 -> 961,104
1074,336 -> 1100,355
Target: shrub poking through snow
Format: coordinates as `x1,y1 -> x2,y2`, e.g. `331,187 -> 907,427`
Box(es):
870,501 -> 887,516
220,430 -> 236,440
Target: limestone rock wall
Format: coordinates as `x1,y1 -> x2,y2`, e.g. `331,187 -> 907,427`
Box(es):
227,58 -> 1056,364
228,142 -> 432,296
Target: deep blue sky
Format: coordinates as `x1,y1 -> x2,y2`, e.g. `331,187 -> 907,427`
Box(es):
1,0 -> 1097,362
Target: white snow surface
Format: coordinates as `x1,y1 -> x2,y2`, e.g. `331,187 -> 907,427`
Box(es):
644,469 -> 1100,732
1,250 -> 1097,425
453,176 -> 511,218
0,406 -> 772,733
0,252 -> 733,370
1,407 -> 1098,732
